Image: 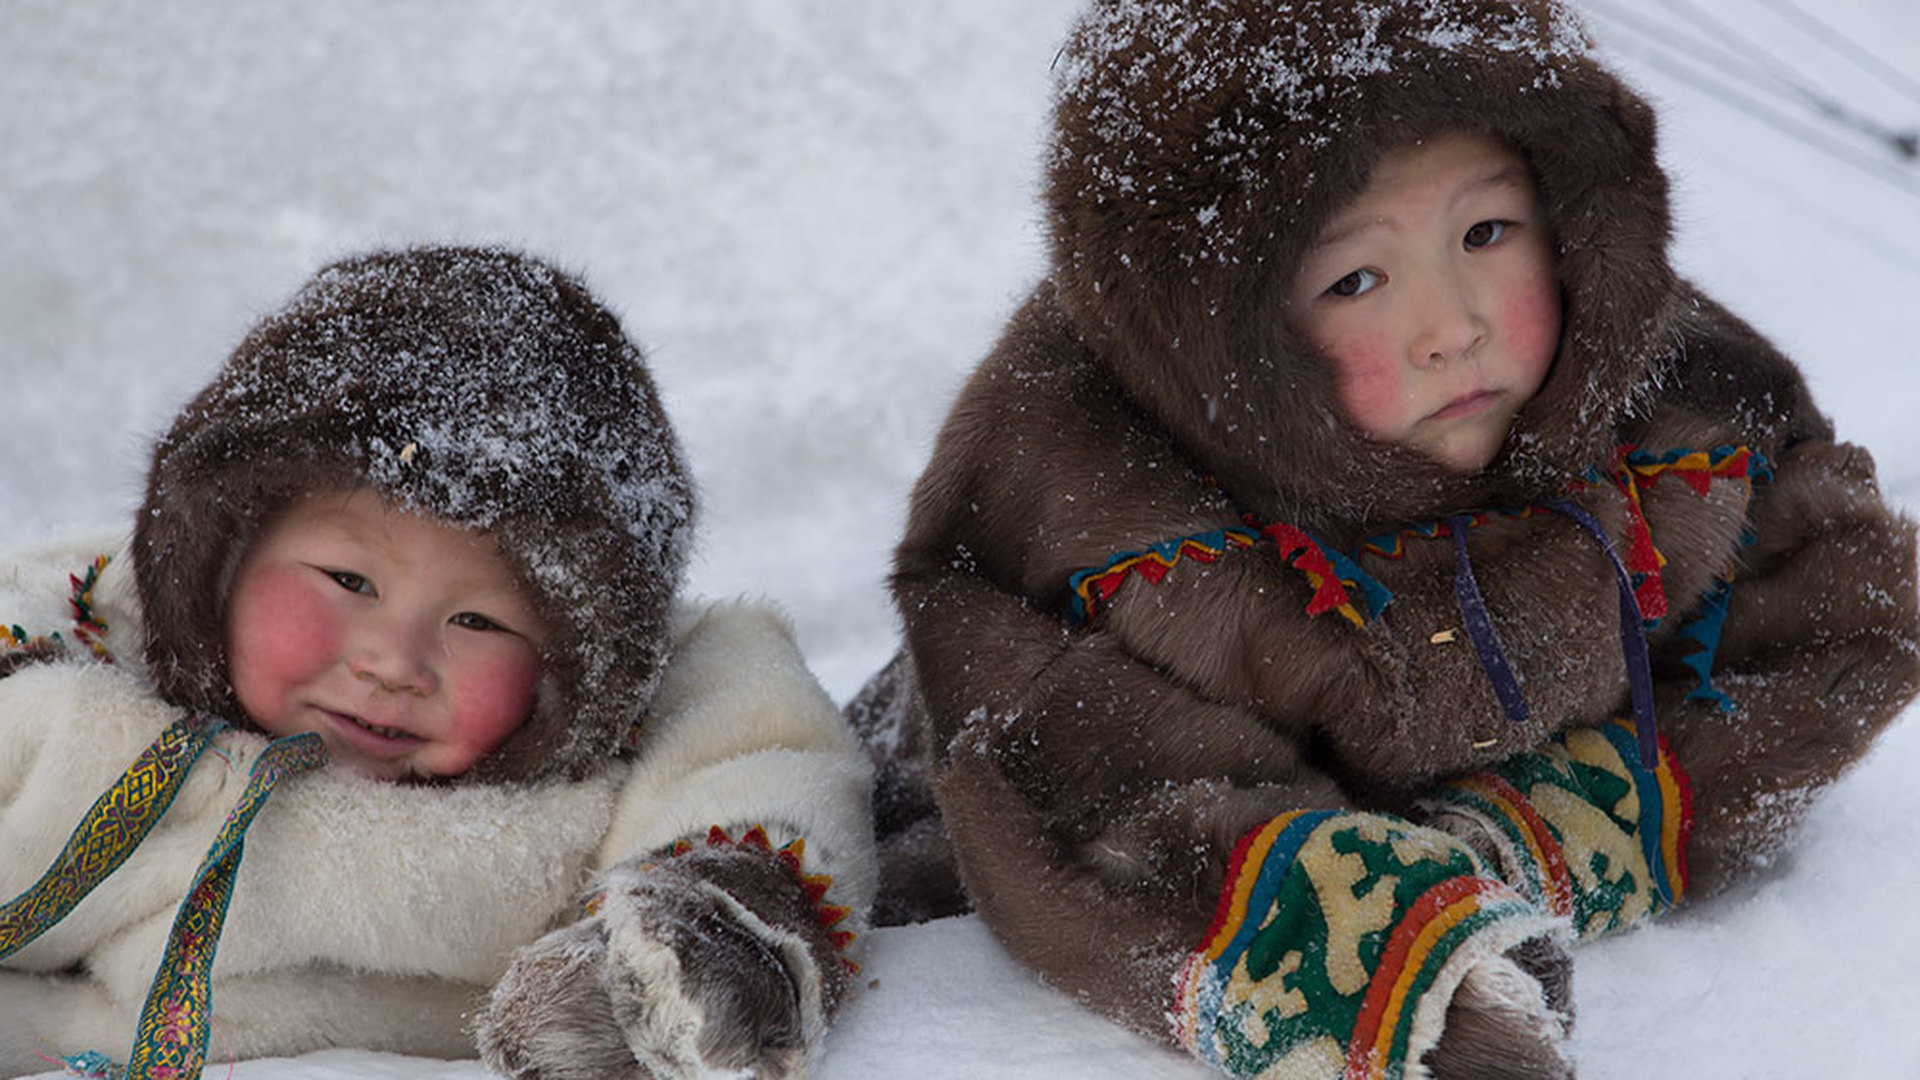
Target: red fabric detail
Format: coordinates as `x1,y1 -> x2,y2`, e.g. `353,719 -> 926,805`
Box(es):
1344,875 -> 1511,1080
1661,733 -> 1696,896
1264,522 -> 1355,619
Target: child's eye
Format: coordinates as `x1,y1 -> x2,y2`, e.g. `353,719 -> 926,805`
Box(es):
1327,268 -> 1382,298
1464,220 -> 1509,250
450,612 -> 510,633
326,570 -> 373,595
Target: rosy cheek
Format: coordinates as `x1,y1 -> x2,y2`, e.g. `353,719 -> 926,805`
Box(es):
446,647 -> 543,760
226,566 -> 345,725
1502,277 -> 1563,385
1328,337 -> 1407,439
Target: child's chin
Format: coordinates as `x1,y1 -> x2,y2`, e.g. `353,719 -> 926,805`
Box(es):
329,749 -> 417,783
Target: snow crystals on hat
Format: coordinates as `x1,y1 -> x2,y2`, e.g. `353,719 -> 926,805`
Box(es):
135,245 -> 695,783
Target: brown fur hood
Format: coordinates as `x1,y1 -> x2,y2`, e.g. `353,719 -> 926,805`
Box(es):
134,246 -> 695,784
1045,0 -> 1683,536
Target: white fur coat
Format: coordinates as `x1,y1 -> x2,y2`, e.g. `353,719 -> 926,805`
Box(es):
0,535 -> 876,1076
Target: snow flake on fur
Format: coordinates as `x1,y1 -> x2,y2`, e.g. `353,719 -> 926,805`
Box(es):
1171,810 -> 1560,1080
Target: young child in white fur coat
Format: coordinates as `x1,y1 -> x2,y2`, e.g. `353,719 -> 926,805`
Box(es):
0,246 -> 876,1080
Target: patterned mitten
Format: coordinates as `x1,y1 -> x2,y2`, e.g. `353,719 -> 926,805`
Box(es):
1172,810 -> 1569,1079
477,827 -> 855,1080
1418,720 -> 1693,941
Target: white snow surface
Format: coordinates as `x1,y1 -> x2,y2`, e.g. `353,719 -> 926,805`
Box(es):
5,1 -> 1919,1077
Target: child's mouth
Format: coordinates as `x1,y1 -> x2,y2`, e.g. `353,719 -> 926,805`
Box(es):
1430,389 -> 1501,421
321,708 -> 422,752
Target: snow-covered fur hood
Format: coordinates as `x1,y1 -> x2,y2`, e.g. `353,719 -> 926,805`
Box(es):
1045,0 -> 1677,537
133,246 -> 695,783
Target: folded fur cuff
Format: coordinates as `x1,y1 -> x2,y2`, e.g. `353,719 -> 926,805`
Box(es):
1418,720 -> 1693,940
1171,810 -> 1563,1079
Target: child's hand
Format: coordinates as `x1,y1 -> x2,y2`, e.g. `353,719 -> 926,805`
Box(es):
477,841 -> 846,1080
1423,943 -> 1577,1080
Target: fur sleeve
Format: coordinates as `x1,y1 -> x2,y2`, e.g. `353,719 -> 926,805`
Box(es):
598,599 -> 878,933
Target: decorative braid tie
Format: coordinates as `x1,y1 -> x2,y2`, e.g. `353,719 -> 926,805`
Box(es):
592,823 -> 859,972
0,716 -> 327,1080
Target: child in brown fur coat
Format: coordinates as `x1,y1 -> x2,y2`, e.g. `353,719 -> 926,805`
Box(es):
852,1 -> 1920,1076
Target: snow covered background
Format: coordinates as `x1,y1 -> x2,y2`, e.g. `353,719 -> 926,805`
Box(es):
4,1 -> 1918,1077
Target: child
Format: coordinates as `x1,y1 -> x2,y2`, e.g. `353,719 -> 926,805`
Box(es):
861,1 -> 1919,1077
0,246 -> 876,1080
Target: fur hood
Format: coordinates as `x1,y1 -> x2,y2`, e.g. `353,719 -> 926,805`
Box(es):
133,246 -> 695,784
1045,0 -> 1677,537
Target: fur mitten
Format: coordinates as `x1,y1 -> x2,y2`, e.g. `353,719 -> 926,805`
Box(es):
1418,721 -> 1692,941
1172,810 -> 1570,1079
476,832 -> 853,1080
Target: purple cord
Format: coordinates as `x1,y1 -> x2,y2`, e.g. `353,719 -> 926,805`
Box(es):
1541,498 -> 1659,769
1447,514 -> 1532,726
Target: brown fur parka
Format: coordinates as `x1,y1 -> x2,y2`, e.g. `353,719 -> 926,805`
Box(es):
878,0 -> 1920,1071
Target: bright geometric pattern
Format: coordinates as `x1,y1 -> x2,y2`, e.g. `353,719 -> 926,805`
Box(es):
1418,720 -> 1693,940
0,714 -> 223,959
124,730 -> 326,1080
0,718 -> 326,1080
1171,811 -> 1555,1080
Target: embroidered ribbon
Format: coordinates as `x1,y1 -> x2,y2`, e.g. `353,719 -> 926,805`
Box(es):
0,714 -> 224,956
0,719 -> 326,1080
126,731 -> 327,1080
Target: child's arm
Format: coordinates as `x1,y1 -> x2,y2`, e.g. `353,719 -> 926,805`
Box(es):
1087,462 -> 1755,789
897,564 -> 1577,1079
1653,437 -> 1920,894
475,601 -> 875,1080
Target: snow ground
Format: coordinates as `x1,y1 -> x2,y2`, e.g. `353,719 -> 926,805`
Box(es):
4,1 -> 1919,1077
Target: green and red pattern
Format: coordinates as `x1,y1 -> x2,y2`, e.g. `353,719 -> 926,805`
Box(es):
1418,720 -> 1692,940
1171,811 -> 1560,1079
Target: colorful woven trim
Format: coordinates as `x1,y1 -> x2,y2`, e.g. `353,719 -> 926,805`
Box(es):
1067,524 -> 1389,628
1065,446 -> 1763,640
1170,810 -> 1556,1080
0,714 -> 224,958
2,554 -> 116,663
595,823 -> 859,973
126,732 -> 326,1080
2,718 -> 326,1080
1418,719 -> 1693,941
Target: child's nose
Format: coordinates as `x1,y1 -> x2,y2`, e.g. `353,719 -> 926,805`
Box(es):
1408,275 -> 1486,367
349,620 -> 439,696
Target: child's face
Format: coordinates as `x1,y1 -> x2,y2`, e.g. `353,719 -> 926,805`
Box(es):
1285,131 -> 1561,472
224,488 -> 548,781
